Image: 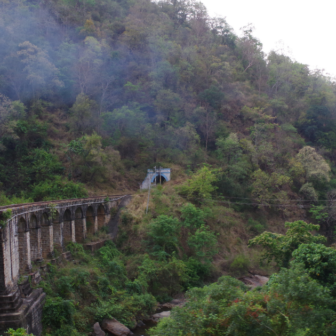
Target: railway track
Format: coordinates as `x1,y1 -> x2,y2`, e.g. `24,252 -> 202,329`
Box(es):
0,194 -> 132,212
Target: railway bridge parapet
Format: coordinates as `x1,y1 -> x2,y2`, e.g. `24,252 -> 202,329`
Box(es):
0,194 -> 130,336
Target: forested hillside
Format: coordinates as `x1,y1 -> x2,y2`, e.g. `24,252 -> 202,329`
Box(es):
4,1 -> 336,335
1,0 -> 336,209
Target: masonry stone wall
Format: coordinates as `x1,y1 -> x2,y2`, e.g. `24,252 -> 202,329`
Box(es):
140,168 -> 171,189
0,194 -> 129,336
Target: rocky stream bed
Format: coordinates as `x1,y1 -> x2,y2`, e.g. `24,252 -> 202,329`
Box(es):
94,276 -> 269,336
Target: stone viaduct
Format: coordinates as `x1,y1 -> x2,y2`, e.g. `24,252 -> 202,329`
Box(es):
0,194 -> 130,336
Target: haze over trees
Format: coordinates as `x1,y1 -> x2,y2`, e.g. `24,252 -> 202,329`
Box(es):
0,0 -> 336,206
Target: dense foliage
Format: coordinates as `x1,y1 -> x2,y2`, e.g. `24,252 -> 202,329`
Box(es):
151,222 -> 336,336
3,0 -> 336,335
0,0 -> 336,211
38,241 -> 157,335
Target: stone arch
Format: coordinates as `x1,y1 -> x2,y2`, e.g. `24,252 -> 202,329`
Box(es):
86,206 -> 95,235
53,211 -> 62,251
151,173 -> 168,184
41,213 -> 49,226
97,204 -> 105,230
63,209 -> 72,244
29,214 -> 41,262
18,217 -> 30,274
75,207 -> 85,243
41,213 -> 53,259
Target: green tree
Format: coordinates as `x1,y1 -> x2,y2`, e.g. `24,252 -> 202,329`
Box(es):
187,225 -> 218,262
151,267 -> 336,336
70,93 -> 99,135
180,203 -> 207,228
249,220 -> 326,268
216,133 -> 241,165
296,146 -> 330,187
146,215 -> 181,259
67,132 -> 121,183
251,169 -> 292,208
17,41 -> 63,98
292,243 -> 336,293
178,166 -> 219,204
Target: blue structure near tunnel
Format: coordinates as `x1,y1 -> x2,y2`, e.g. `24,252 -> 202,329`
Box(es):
140,168 -> 171,189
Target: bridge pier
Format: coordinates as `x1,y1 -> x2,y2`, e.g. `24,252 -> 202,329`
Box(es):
94,215 -> 98,233
18,219 -> 32,274
0,218 -> 45,336
75,208 -> 85,243
53,213 -> 63,252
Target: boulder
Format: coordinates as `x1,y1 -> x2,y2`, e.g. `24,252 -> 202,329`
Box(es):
101,319 -> 133,336
93,322 -> 105,336
239,275 -> 269,288
152,311 -> 171,320
159,298 -> 186,310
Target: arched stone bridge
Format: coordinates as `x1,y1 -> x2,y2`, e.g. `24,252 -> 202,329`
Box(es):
0,194 -> 130,335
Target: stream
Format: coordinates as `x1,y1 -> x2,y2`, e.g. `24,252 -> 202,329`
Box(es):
131,302 -> 180,335
132,320 -> 157,336
130,277 -> 269,335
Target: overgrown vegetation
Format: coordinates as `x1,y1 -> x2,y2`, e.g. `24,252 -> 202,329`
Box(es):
0,0 -> 335,210
151,222 -> 336,336
38,241 -> 157,335
2,0 -> 336,335
0,209 -> 12,228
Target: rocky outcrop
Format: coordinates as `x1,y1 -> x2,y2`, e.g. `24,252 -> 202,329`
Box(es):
152,311 -> 171,321
101,319 -> 133,336
239,274 -> 269,288
157,298 -> 186,310
93,322 -> 105,336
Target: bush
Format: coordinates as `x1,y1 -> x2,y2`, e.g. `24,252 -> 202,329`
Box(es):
178,166 -> 219,204
249,220 -> 326,268
292,243 -> 336,293
247,218 -> 265,234
5,329 -> 34,336
30,176 -> 88,201
180,203 -> 207,228
184,257 -> 211,287
0,192 -> 32,207
0,209 -> 12,228
230,254 -> 250,274
146,215 -> 181,258
66,242 -> 91,263
97,241 -> 121,264
55,276 -> 74,298
43,297 -> 75,329
187,225 -> 218,262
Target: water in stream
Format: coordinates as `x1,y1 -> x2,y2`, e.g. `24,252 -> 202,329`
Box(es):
132,320 -> 157,336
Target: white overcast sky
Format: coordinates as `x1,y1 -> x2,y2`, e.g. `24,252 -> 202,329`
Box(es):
201,0 -> 336,77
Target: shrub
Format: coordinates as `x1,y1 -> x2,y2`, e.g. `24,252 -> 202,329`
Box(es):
292,243 -> 336,292
180,203 -> 207,228
247,218 -> 265,234
30,176 -> 88,201
43,297 -> 75,329
184,257 -> 211,287
66,242 -> 91,263
55,276 -> 74,298
178,166 -> 219,204
146,215 -> 181,258
230,254 -> 250,274
249,220 -> 326,268
5,329 -> 34,336
187,225 -> 218,262
0,209 -> 12,228
96,241 -> 121,264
